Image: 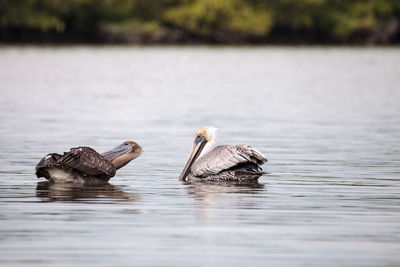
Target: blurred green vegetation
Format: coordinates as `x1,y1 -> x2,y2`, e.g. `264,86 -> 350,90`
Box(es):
0,0 -> 399,43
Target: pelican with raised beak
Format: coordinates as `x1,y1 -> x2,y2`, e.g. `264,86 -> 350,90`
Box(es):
36,141 -> 142,184
179,127 -> 267,182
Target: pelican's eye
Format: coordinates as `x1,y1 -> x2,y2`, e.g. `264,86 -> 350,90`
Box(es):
195,135 -> 204,144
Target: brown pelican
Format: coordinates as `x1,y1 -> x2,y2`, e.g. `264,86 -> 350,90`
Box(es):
179,127 -> 267,182
35,141 -> 142,184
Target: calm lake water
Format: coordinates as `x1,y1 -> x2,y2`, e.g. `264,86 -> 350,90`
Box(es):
0,46 -> 399,266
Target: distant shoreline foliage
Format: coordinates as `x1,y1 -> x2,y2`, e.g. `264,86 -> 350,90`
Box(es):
1,0 -> 399,44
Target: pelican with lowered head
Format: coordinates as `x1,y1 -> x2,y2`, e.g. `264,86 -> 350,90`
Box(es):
36,141 -> 142,184
179,126 -> 268,182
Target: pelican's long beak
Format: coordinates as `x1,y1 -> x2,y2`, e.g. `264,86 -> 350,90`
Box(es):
179,135 -> 207,181
101,144 -> 131,161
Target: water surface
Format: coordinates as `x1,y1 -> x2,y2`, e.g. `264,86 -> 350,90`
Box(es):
0,46 -> 399,266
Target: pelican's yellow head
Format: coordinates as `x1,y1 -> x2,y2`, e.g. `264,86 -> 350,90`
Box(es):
194,126 -> 218,143
179,126 -> 218,181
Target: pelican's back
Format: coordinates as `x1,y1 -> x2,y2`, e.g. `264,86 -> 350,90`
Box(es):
189,145 -> 267,181
35,147 -> 116,183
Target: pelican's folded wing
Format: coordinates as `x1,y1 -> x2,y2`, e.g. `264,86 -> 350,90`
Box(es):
191,145 -> 267,178
56,147 -> 116,177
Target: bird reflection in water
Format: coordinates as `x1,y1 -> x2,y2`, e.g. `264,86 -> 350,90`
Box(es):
183,181 -> 266,221
36,181 -> 139,203
185,180 -> 265,197
184,180 -> 265,203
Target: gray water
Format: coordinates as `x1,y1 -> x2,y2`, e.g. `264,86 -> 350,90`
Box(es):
0,46 -> 399,266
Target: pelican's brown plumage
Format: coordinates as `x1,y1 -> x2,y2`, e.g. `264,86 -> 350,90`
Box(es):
36,141 -> 142,184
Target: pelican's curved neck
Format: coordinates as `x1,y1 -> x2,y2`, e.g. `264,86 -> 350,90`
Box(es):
198,135 -> 216,160
111,151 -> 141,169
